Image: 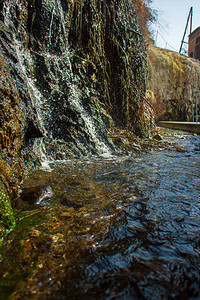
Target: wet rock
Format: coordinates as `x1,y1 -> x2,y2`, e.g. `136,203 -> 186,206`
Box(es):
108,126 -> 171,153
101,108 -> 114,129
131,143 -> 142,152
1,0 -> 149,160
59,197 -> 83,209
0,159 -> 12,182
15,185 -> 54,209
153,134 -> 163,141
0,52 -> 30,199
113,137 -> 129,147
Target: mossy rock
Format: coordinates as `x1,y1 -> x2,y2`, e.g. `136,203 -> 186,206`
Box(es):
0,180 -> 15,241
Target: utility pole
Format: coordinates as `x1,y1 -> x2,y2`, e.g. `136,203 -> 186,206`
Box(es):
196,94 -> 198,122
192,104 -> 194,122
179,7 -> 193,54
190,7 -> 193,34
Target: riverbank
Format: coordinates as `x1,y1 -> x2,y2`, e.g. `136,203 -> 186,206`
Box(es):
108,126 -> 184,153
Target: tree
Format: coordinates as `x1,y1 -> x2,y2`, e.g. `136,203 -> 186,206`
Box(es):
131,0 -> 157,44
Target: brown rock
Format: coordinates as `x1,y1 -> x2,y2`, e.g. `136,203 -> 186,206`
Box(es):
15,185 -> 54,209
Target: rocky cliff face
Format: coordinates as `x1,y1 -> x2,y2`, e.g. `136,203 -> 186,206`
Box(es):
0,0 -> 148,234
148,46 -> 200,121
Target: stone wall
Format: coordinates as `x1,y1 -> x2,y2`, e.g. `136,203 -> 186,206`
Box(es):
148,46 -> 200,121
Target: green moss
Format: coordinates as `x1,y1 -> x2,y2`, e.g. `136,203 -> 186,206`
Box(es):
0,186 -> 16,243
150,47 -> 186,74
0,209 -> 47,299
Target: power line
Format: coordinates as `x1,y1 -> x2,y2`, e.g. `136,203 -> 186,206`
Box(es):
155,31 -> 179,52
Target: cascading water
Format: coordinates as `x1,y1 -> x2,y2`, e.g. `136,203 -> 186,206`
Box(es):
2,0 -> 114,162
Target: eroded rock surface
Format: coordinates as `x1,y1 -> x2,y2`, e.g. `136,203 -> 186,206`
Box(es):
148,46 -> 200,121
0,0 -> 149,232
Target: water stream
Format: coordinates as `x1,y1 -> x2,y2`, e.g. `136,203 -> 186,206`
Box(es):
1,131 -> 200,299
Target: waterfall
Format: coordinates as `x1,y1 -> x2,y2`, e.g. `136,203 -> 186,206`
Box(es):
2,0 -> 114,162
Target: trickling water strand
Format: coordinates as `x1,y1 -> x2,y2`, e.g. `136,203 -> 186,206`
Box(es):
56,0 -> 68,51
48,4 -> 56,47
32,138 -> 50,163
68,87 -> 112,156
3,2 -> 11,30
15,40 -> 49,136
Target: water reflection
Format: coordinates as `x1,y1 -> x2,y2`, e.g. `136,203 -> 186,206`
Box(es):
1,133 -> 200,299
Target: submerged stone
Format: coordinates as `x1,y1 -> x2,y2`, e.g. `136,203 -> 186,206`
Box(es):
15,185 -> 54,209
59,197 -> 83,209
153,134 -> 163,141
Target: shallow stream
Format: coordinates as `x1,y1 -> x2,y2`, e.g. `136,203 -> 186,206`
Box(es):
1,131 -> 200,299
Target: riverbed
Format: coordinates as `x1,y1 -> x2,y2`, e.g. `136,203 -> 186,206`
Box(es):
0,130 -> 200,299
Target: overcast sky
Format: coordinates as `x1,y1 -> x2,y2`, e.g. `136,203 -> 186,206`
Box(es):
151,0 -> 200,53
